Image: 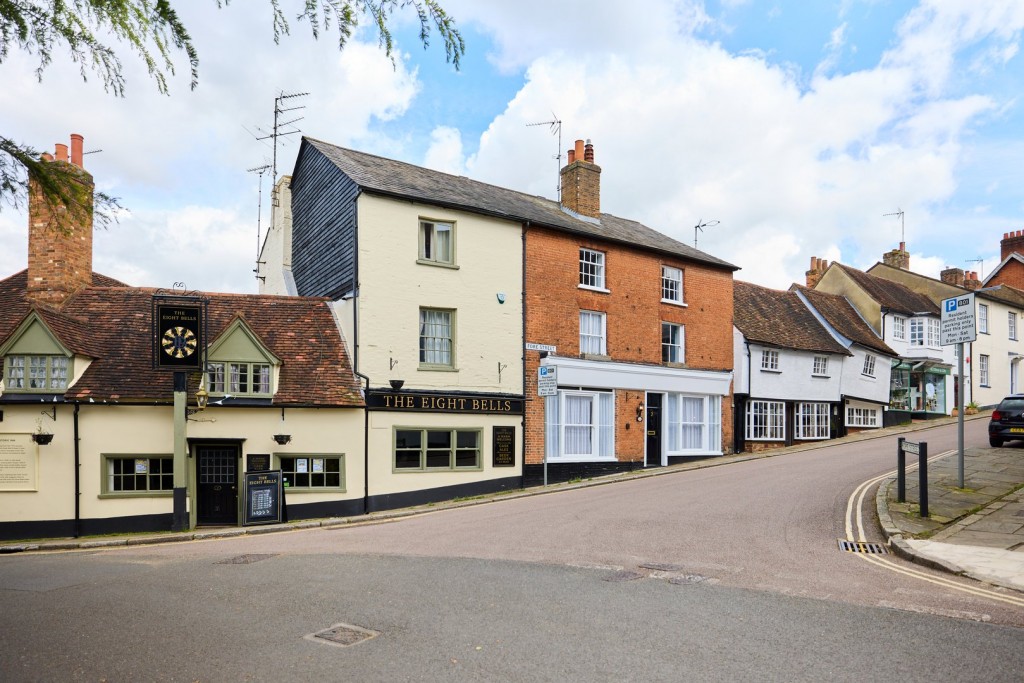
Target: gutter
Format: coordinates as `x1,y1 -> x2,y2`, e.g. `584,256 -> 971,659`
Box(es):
73,402 -> 81,538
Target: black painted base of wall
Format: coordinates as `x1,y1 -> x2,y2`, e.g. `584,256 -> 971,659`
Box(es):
522,461 -> 644,488
366,476 -> 522,513
0,513 -> 174,542
284,497 -> 364,521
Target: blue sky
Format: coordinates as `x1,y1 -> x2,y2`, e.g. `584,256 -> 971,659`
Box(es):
1,0 -> 1022,292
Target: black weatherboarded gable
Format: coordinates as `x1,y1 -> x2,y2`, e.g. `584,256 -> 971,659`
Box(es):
290,143 -> 360,299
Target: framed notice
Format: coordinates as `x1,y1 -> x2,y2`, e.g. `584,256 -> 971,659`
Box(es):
0,435 -> 37,491
243,470 -> 283,525
247,453 -> 271,472
492,426 -> 516,467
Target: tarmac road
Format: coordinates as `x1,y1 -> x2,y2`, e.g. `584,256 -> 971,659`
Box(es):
1,419 -> 1022,681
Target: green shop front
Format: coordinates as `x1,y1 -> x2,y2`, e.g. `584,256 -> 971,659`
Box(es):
889,360 -> 952,419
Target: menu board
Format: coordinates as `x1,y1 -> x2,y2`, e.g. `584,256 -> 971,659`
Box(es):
492,426 -> 516,467
243,470 -> 283,525
0,435 -> 37,491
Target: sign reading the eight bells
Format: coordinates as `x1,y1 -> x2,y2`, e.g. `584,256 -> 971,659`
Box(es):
155,303 -> 203,369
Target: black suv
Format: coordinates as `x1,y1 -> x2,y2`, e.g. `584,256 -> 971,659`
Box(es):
988,395 -> 1024,447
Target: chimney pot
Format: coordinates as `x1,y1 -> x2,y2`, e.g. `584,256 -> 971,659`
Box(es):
55,144 -> 68,162
70,133 -> 84,168
584,139 -> 594,163
574,139 -> 584,162
567,149 -> 575,164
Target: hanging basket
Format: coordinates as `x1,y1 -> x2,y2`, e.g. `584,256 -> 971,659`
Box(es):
33,433 -> 54,445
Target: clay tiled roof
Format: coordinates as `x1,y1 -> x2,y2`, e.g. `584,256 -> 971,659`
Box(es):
834,263 -> 938,316
734,281 -> 849,355
304,138 -> 738,271
795,286 -> 897,357
0,272 -> 363,407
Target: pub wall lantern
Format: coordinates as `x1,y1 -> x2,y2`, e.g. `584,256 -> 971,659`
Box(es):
636,402 -> 645,422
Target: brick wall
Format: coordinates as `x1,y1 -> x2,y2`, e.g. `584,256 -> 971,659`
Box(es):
987,260 -> 1024,290
523,226 -> 735,465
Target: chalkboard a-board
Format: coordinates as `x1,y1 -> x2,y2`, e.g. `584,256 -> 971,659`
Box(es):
244,470 -> 283,525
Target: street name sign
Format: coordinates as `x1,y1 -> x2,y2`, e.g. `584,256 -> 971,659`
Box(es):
940,292 -> 976,345
902,440 -> 920,455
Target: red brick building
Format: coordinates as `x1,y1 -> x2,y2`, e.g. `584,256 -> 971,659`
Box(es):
523,140 -> 736,484
983,230 -> 1024,290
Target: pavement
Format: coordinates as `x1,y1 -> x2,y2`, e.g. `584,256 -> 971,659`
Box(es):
3,411 -> 1022,595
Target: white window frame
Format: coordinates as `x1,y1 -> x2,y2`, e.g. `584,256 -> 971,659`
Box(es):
662,322 -> 684,363
661,266 -> 684,304
892,316 -> 906,342
761,349 -> 779,371
665,393 -> 722,454
544,390 -> 615,461
846,406 -> 879,427
910,318 -> 924,346
418,219 -> 455,265
862,354 -> 876,377
1010,312 -> 1018,341
812,355 -> 828,376
979,304 -> 989,333
926,318 -> 940,348
795,402 -> 830,440
980,354 -> 990,386
579,248 -> 607,290
579,310 -> 607,355
419,308 -> 455,368
746,400 -> 785,441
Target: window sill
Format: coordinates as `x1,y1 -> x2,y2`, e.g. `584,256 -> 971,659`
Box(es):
280,487 -> 347,493
861,374 -> 876,379
759,368 -> 781,374
811,374 -> 830,378
580,353 -> 611,361
579,285 -> 611,294
661,299 -> 687,307
99,492 -> 173,499
416,258 -> 460,270
546,455 -> 617,463
418,365 -> 459,372
394,467 -> 483,474
664,361 -> 687,369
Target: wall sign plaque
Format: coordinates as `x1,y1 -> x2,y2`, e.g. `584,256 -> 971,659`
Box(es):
492,426 -> 516,467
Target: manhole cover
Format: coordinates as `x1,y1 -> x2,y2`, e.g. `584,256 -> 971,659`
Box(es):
216,553 -> 278,565
306,623 -> 380,648
838,540 -> 888,554
668,574 -> 708,585
639,562 -> 685,572
603,570 -> 645,582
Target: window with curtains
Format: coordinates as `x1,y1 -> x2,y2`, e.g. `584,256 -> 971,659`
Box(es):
795,402 -> 830,439
207,361 -> 271,396
665,394 -> 721,454
746,400 -> 785,440
419,220 -> 454,265
3,355 -> 69,391
419,308 -> 454,368
544,390 -> 615,460
579,311 -> 607,355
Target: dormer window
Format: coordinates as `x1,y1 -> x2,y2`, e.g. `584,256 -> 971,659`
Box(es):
4,355 -> 69,391
203,319 -> 279,399
207,362 -> 271,396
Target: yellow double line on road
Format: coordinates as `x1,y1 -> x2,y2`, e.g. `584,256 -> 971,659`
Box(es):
845,450 -> 1024,608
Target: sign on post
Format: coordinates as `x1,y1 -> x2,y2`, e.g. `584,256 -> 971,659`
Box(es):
940,293 -> 976,346
537,366 -> 558,396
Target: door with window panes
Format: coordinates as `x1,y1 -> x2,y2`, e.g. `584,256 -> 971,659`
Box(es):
196,444 -> 239,525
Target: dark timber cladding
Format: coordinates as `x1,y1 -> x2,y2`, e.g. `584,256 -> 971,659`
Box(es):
290,144 -> 359,299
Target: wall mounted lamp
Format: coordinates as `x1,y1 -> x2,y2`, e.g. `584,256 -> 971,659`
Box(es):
636,402 -> 645,422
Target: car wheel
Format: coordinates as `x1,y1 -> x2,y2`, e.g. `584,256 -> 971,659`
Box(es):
990,437 -> 1004,448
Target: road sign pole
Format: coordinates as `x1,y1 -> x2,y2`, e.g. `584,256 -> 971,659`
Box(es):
958,343 -> 965,489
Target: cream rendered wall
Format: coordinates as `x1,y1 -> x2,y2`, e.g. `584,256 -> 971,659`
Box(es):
366,410 -> 521,496
0,404 -> 365,526
975,299 -> 1024,407
356,195 -> 524,393
258,176 -> 296,296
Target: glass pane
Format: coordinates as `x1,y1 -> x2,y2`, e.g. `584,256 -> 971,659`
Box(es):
326,472 -> 341,487
426,450 -> 450,468
427,431 -> 451,449
455,449 -> 478,468
395,452 -> 421,469
395,431 -> 421,449
456,431 -> 478,448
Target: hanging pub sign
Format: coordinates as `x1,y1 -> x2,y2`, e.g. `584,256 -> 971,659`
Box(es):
153,298 -> 204,370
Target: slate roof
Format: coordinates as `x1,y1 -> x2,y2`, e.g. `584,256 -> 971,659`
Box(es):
794,286 -> 897,357
733,281 -> 849,356
0,271 -> 363,407
303,138 -> 738,271
833,263 -> 938,316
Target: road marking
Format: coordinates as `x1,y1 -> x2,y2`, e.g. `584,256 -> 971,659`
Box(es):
844,451 -> 1024,608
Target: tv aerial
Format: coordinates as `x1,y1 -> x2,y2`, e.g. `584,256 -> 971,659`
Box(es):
527,113 -> 562,197
248,163 -> 271,282
694,219 -> 720,249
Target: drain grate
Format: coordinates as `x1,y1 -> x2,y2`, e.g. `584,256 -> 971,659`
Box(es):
838,540 -> 888,554
216,553 -> 278,565
639,562 -> 685,572
603,570 -> 645,582
306,623 -> 380,648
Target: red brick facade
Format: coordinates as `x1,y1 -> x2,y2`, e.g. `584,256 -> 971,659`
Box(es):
523,226 -> 735,465
988,259 -> 1024,290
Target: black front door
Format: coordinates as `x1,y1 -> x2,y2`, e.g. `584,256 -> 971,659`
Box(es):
645,393 -> 662,467
196,445 -> 239,526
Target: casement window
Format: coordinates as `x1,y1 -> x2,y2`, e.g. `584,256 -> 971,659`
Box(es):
279,456 -> 344,489
661,266 -> 684,304
666,394 -> 722,453
927,319 -> 940,347
846,406 -> 879,427
4,355 -> 69,391
419,220 -> 454,265
207,362 -> 271,396
419,308 -> 454,367
812,356 -> 828,376
579,248 -> 606,290
979,304 -> 989,333
544,390 -> 615,460
862,354 -> 876,377
103,456 -> 173,494
1010,312 -> 1018,341
892,316 -> 906,341
980,354 -> 990,386
746,400 -> 785,440
910,318 -> 924,346
662,322 -> 684,363
580,311 -> 607,355
394,428 -> 481,470
761,349 -> 779,371
795,402 -> 830,440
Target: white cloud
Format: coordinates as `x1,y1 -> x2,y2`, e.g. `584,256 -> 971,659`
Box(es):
423,126 -> 467,174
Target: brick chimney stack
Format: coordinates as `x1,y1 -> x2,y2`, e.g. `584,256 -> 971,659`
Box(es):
964,271 -> 981,291
27,133 -> 95,307
806,256 -> 829,288
1001,230 -> 1024,260
882,241 -> 910,270
940,267 -> 965,287
559,138 -> 601,219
